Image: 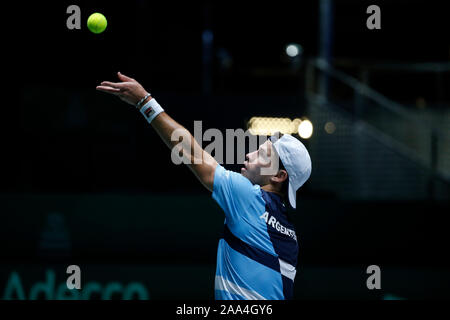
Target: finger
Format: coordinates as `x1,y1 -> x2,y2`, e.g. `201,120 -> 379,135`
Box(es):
100,81 -> 126,89
96,86 -> 121,94
117,72 -> 134,82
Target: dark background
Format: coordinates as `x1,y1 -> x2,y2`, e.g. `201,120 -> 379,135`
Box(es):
1,0 -> 449,300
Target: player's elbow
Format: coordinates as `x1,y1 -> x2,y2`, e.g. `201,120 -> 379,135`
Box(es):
196,158 -> 218,193
201,164 -> 217,192
200,176 -> 214,192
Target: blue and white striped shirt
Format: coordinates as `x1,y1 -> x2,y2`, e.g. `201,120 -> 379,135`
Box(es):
212,164 -> 298,300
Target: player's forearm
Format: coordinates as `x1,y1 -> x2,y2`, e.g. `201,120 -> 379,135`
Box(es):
96,73 -> 217,190
142,99 -> 218,191
136,96 -> 193,155
150,110 -> 189,153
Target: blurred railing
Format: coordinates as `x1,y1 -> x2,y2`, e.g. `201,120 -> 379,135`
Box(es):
332,59 -> 450,109
305,58 -> 450,199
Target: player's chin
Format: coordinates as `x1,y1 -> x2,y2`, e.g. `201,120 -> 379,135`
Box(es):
240,167 -> 247,176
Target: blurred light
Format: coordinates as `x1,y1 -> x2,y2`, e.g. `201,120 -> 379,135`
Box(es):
324,121 -> 336,134
248,117 -> 292,136
285,43 -> 303,58
202,29 -> 213,43
286,45 -> 299,57
298,119 -> 313,139
292,118 -> 302,134
248,117 -> 310,136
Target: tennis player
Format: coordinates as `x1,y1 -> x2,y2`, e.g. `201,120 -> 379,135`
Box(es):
96,72 -> 312,300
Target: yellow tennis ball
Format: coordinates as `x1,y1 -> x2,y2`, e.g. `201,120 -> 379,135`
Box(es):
87,13 -> 107,34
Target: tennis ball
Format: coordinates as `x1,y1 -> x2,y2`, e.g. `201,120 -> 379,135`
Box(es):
87,13 -> 107,34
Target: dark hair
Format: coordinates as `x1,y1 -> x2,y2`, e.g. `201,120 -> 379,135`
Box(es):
270,133 -> 290,206
278,158 -> 289,203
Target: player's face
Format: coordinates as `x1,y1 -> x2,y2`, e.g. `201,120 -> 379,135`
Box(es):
241,140 -> 277,185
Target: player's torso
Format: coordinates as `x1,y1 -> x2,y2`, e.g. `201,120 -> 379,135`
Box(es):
215,189 -> 298,300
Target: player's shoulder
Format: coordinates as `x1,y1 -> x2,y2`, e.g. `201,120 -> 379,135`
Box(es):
215,164 -> 262,194
215,164 -> 248,184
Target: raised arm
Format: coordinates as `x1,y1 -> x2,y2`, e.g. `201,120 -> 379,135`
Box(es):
96,72 -> 218,192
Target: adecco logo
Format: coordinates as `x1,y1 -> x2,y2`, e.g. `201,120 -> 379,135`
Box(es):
3,270 -> 149,300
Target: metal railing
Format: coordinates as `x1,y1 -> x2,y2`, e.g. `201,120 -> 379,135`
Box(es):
305,58 -> 450,192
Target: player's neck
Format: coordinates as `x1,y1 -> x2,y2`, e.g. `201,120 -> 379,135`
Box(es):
261,184 -> 284,197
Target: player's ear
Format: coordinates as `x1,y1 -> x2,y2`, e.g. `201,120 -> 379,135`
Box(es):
271,169 -> 288,183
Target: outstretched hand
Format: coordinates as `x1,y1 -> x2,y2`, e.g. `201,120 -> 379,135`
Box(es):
96,72 -> 150,107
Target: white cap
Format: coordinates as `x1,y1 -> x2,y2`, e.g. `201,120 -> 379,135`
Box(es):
272,134 -> 312,209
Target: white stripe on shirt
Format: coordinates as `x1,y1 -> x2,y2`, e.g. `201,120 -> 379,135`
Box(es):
279,259 -> 297,281
215,276 -> 267,300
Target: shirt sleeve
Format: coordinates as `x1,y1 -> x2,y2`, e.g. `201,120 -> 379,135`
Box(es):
212,164 -> 263,226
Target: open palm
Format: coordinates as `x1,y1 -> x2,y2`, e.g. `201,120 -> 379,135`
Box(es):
96,72 -> 149,106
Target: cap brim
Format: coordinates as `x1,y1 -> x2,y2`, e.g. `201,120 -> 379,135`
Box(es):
288,177 -> 297,209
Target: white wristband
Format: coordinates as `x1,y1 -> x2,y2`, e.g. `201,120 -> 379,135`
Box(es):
139,98 -> 164,124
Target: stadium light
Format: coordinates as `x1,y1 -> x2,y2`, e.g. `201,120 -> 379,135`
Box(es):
285,43 -> 303,58
247,117 -> 313,138
298,119 -> 313,139
324,121 -> 336,134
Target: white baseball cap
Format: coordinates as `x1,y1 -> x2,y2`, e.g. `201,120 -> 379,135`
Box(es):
271,134 -> 312,209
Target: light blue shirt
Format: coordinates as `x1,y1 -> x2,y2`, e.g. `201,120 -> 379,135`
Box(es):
212,165 -> 298,300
